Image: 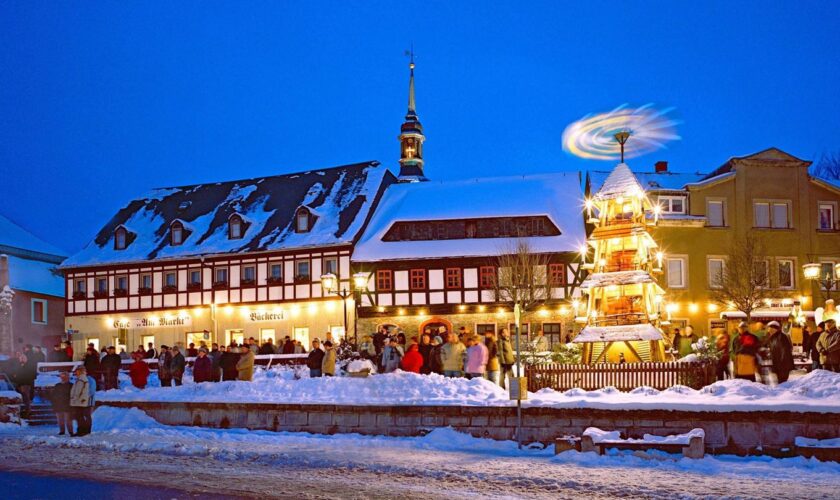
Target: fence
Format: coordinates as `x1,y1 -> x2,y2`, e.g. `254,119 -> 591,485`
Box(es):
525,361 -> 717,392
36,353 -> 308,374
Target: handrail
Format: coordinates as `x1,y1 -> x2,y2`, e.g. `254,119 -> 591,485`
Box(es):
36,353 -> 308,373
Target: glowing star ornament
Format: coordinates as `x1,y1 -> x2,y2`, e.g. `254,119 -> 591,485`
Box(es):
562,104 -> 680,161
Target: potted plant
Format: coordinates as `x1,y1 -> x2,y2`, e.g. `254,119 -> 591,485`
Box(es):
294,274 -> 310,284
93,290 -> 108,299
267,276 -> 283,285
187,282 -> 202,292
72,291 -> 87,300
162,284 -> 177,293
138,287 -> 152,296
240,278 -> 256,286
113,288 -> 128,297
212,281 -> 229,290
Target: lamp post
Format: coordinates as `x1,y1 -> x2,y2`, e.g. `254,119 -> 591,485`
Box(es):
803,262 -> 840,302
321,272 -> 370,347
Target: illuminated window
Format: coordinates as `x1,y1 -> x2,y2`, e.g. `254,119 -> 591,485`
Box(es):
548,263 -> 566,285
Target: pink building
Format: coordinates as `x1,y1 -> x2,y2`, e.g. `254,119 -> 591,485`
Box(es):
0,214 -> 66,357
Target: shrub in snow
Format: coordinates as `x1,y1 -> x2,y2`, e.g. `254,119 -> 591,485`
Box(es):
690,336 -> 720,363
550,343 -> 582,364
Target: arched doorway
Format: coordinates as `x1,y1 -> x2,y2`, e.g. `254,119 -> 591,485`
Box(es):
418,316 -> 453,339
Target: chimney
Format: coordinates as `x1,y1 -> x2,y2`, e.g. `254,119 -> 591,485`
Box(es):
655,161 -> 668,173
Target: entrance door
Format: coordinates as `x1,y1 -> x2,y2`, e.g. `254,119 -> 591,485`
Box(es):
226,329 -> 245,346
418,317 -> 453,338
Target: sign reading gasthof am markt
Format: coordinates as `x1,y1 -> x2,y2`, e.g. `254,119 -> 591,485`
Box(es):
249,310 -> 285,322
112,316 -> 192,329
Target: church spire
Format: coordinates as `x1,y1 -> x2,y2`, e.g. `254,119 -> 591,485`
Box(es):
398,47 -> 427,182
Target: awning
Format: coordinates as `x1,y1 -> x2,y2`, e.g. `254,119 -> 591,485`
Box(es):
573,323 -> 664,343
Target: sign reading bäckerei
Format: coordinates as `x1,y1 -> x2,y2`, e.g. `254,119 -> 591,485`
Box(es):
111,316 -> 192,329
249,311 -> 285,322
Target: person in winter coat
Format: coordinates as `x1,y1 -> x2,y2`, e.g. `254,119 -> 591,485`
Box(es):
809,322 -> 825,370
294,341 -> 306,354
321,341 -> 337,376
497,328 -> 515,388
281,336 -> 295,355
817,318 -> 840,372
307,339 -> 325,377
129,353 -> 150,389
236,345 -> 255,381
144,343 -> 157,359
417,334 -> 433,374
465,335 -> 489,379
441,333 -> 467,378
259,340 -> 276,355
763,321 -> 794,383
170,346 -> 186,386
675,326 -> 700,358
484,331 -> 501,386
70,366 -> 92,436
715,330 -> 731,380
186,343 -> 199,358
11,353 -> 36,416
400,343 -> 424,373
64,341 -> 74,361
219,346 -> 240,381
51,371 -> 73,435
51,344 -> 69,362
730,322 -> 760,381
428,336 -> 444,375
373,327 -> 388,356
82,348 -> 102,391
209,344 -> 222,382
157,346 -> 173,387
100,346 -> 123,391
381,338 -> 404,373
192,348 -> 213,383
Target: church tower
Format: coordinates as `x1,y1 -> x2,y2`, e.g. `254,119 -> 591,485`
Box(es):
397,51 -> 427,182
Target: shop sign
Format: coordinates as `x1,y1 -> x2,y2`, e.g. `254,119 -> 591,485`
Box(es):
111,316 -> 192,329
249,310 -> 285,322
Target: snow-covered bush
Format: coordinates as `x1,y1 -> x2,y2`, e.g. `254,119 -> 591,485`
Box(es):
690,336 -> 721,363
550,343 -> 582,364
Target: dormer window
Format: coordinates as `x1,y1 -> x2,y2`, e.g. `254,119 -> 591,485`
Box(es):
114,226 -> 128,250
229,214 -> 244,240
296,207 -> 311,233
170,221 -> 185,246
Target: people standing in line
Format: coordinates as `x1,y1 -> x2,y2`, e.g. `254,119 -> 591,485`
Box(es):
484,331 -> 500,386
69,366 -> 92,436
158,345 -> 173,387
129,353 -> 150,389
763,321 -> 794,384
441,333 -> 466,378
715,329 -> 731,380
532,329 -> 549,352
307,339 -> 325,377
400,343 -> 424,373
236,343 -> 255,381
817,318 -> 840,372
428,336 -> 444,375
730,321 -> 760,381
193,348 -> 212,383
209,343 -> 222,382
83,347 -> 102,391
321,341 -> 337,376
219,346 -> 239,381
497,328 -> 515,388
170,346 -> 186,386
465,335 -> 489,380
381,338 -> 403,373
144,343 -> 157,359
11,353 -> 35,416
101,346 -> 122,391
50,371 -> 73,435
417,334 -> 432,375
810,322 -> 825,371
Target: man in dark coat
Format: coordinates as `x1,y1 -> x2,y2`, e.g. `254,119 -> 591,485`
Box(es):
51,345 -> 69,362
307,339 -> 325,377
144,343 -> 157,359
209,343 -> 222,382
50,371 -> 73,435
282,336 -> 295,355
158,346 -> 173,387
170,346 -> 186,386
373,327 -> 388,355
418,334 -> 433,375
11,353 -> 36,416
100,346 -> 123,390
259,339 -> 276,355
219,346 -> 239,381
186,343 -> 199,358
192,348 -> 212,383
763,321 -> 794,383
82,347 -> 102,390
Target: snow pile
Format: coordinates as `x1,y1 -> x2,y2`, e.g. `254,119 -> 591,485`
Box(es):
583,427 -> 621,443
347,359 -> 375,373
795,436 -> 840,449
583,427 -> 703,445
92,406 -> 161,433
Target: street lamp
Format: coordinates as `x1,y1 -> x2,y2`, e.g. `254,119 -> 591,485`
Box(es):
803,262 -> 840,301
321,272 -> 370,347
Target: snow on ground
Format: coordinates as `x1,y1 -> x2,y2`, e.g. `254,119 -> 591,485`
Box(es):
92,367 -> 840,413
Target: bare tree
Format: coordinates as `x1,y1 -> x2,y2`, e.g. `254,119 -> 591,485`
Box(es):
812,151 -> 840,180
494,240 -> 552,313
710,234 -> 771,321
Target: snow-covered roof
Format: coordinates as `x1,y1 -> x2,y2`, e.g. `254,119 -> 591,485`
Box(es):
0,213 -> 66,258
63,162 -> 395,268
588,168 -> 705,195
7,254 -> 65,297
352,172 -> 586,262
573,323 -> 664,343
591,163 -> 647,200
579,270 -> 656,289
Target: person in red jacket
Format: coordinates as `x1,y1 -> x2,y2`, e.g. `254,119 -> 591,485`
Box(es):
192,348 -> 213,383
129,353 -> 150,389
400,343 -> 424,373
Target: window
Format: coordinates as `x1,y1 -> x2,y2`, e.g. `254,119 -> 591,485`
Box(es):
114,227 -> 127,250
754,260 -> 769,288
293,327 -> 310,344
666,257 -> 686,288
706,200 -> 725,227
242,265 -> 256,284
229,215 -> 244,239
542,322 -> 563,348
410,269 -> 426,290
141,274 -> 152,289
269,263 -> 283,281
549,263 -> 566,285
658,196 -> 686,214
777,259 -> 794,289
296,260 -> 310,281
189,270 -> 201,285
323,257 -> 338,275
820,262 -> 837,287
376,270 -> 392,291
708,258 -> 725,289
818,202 -> 836,230
97,278 -> 108,293
164,272 -> 177,289
475,324 -> 496,335
75,279 -> 86,293
381,216 -> 560,242
753,201 -> 790,228
479,266 -> 496,288
445,268 -> 461,289
296,208 -> 310,233
171,221 -> 185,245
31,299 -> 47,324
116,275 -> 128,290
215,267 -> 229,284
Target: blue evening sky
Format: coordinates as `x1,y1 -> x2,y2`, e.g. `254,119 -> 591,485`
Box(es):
1,1 -> 839,253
